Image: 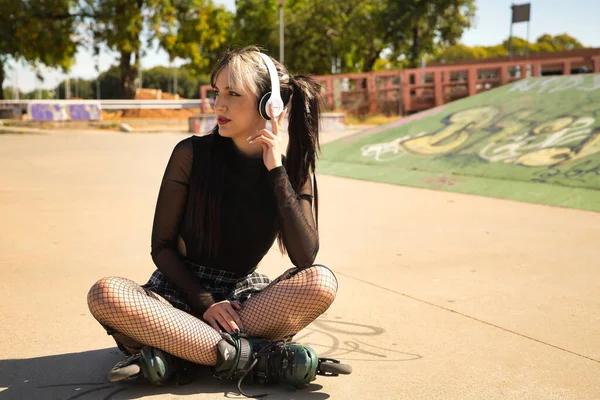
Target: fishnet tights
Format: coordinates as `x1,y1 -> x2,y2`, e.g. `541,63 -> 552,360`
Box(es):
87,265 -> 337,366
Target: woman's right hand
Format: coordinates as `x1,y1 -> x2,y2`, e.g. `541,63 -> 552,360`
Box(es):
203,300 -> 244,334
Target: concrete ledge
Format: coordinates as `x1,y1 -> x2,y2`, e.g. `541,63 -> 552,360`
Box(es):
188,113 -> 346,134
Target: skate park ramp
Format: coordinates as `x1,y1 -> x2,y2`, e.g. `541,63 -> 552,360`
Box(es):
319,74 -> 600,212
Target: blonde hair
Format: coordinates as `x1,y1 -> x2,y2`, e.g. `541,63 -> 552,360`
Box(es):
203,45 -> 324,257
210,45 -> 292,101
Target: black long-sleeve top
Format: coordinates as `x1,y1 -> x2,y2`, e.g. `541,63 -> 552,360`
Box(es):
149,133 -> 319,315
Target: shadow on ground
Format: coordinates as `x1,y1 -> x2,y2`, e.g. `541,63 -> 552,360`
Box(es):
0,348 -> 330,400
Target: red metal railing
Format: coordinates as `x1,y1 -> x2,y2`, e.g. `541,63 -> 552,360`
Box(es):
199,53 -> 600,116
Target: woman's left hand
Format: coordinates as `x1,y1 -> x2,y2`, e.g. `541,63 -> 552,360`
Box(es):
247,104 -> 286,171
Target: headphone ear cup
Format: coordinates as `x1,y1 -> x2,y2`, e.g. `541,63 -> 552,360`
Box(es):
259,92 -> 272,120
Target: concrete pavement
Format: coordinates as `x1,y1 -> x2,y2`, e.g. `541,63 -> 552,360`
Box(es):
1,128 -> 599,399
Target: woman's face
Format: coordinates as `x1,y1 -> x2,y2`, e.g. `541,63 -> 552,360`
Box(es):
213,66 -> 266,140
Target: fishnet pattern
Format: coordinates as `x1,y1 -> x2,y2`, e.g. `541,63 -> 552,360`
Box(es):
87,265 -> 337,368
239,265 -> 338,340
87,277 -> 222,365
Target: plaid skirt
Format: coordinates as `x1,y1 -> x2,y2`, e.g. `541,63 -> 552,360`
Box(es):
142,260 -> 272,313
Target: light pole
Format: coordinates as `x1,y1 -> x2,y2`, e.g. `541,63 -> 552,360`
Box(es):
278,0 -> 284,64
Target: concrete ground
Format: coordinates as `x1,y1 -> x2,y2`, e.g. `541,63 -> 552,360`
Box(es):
1,127 -> 599,400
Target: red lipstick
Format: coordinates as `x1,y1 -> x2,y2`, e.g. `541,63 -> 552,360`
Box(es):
217,116 -> 231,125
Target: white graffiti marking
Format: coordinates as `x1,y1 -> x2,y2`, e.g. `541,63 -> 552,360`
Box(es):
479,117 -> 594,163
360,133 -> 431,162
577,74 -> 600,92
509,75 -> 600,93
360,137 -> 408,162
538,77 -> 564,93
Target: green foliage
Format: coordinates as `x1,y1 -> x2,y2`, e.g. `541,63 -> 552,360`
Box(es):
1,0 -> 590,100
53,79 -> 94,99
48,63 -> 210,99
94,65 -> 122,99
536,33 -> 584,51
232,0 -> 391,74
0,0 -> 77,99
81,0 -> 145,99
2,86 -> 17,100
385,0 -> 477,68
232,0 -> 475,74
283,0 -> 347,74
142,65 -> 210,98
433,33 -> 585,64
230,0 -> 279,54
82,0 -> 231,99
149,0 -> 233,73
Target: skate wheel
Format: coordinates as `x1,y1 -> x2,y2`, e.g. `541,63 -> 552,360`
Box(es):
317,358 -> 352,376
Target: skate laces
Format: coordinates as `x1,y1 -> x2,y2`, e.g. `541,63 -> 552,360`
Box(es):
113,352 -> 141,369
235,339 -> 287,399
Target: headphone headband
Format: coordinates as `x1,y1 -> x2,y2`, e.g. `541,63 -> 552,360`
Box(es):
256,52 -> 284,120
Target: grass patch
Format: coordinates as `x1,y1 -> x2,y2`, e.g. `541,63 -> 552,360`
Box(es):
317,159 -> 600,212
343,113 -> 402,126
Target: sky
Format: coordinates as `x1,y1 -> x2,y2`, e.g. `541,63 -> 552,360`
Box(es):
4,0 -> 600,94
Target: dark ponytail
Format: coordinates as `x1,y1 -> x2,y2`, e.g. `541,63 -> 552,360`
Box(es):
276,74 -> 323,253
187,46 -> 323,260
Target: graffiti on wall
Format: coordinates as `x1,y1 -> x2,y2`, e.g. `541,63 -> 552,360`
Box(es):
359,75 -> 600,180
508,75 -> 600,94
361,106 -> 600,168
28,102 -> 102,121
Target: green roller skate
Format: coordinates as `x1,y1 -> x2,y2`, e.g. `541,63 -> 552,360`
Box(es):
214,333 -> 352,398
108,346 -> 175,385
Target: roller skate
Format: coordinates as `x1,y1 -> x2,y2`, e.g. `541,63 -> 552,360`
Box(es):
108,346 -> 175,385
214,333 -> 352,398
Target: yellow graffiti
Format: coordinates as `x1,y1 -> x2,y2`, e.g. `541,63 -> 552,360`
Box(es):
489,108 -> 537,143
532,117 -> 574,135
517,130 -> 600,166
362,105 -> 600,168
519,117 -> 600,166
569,130 -> 600,162
516,148 -> 572,166
401,106 -> 500,155
482,116 -> 600,166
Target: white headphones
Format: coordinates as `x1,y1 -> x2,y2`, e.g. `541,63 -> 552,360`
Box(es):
256,52 -> 284,121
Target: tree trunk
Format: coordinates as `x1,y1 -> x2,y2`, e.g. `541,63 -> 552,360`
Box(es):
410,23 -> 420,68
363,47 -> 383,72
119,51 -> 138,99
0,61 -> 5,100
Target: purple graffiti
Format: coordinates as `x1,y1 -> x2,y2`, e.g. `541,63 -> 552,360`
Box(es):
29,104 -> 65,121
28,102 -> 101,121
69,104 -> 89,121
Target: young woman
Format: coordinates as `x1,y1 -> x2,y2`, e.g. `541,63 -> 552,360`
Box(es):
86,46 -> 346,394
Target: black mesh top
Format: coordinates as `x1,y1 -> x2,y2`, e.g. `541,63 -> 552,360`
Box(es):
149,133 -> 318,314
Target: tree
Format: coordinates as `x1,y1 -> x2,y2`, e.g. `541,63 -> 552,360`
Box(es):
0,0 -> 77,99
55,78 -> 94,99
82,0 -> 231,99
230,0 -> 475,74
142,65 -> 210,98
150,0 -> 233,74
536,33 -> 584,51
230,0 -> 279,54
433,33 -> 586,64
232,0 -> 389,74
81,0 -> 144,99
432,44 -> 491,64
385,0 -> 477,68
284,0 -> 347,74
333,0 -> 389,73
